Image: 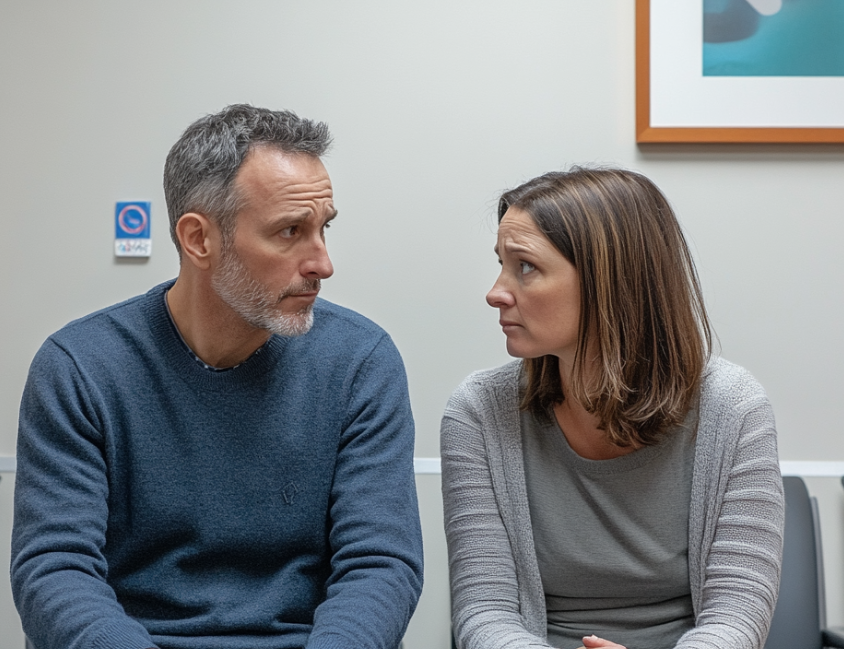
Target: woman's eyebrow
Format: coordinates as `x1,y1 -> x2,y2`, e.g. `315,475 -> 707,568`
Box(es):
503,240 -> 532,254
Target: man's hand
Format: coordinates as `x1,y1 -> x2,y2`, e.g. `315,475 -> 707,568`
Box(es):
577,634 -> 627,649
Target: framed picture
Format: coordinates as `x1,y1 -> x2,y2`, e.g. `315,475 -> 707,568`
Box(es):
636,0 -> 844,143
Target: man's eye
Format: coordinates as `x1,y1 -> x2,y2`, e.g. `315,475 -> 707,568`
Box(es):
520,261 -> 536,275
280,226 -> 298,238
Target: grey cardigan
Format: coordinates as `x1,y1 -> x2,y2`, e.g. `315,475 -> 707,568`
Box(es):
441,358 -> 784,649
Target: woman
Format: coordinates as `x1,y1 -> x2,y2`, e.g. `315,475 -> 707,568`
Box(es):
441,167 -> 783,649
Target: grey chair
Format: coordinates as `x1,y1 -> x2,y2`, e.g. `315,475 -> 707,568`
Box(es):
764,476 -> 844,649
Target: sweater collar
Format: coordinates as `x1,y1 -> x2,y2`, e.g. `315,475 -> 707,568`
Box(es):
144,280 -> 289,392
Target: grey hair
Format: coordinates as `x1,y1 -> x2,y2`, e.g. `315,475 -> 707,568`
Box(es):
163,104 -> 332,253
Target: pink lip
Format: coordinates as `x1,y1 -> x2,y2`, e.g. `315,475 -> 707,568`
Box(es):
499,320 -> 521,330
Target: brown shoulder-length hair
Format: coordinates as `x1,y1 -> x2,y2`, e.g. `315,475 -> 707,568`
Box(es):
499,166 -> 712,447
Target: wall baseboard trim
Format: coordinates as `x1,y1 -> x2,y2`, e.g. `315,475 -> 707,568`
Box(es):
779,461 -> 844,477
413,457 -> 442,474
1,456 -> 842,477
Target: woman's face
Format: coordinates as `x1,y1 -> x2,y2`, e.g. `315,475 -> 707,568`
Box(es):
487,207 -> 582,364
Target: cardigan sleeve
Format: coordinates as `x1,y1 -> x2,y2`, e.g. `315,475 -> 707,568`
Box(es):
441,377 -> 551,649
677,370 -> 784,649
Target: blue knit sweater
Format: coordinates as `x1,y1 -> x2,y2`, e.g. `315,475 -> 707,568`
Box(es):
12,281 -> 423,649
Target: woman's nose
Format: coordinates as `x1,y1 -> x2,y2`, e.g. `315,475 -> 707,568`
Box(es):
486,279 -> 514,308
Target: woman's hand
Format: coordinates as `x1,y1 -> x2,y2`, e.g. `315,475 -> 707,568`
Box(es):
577,634 -> 627,649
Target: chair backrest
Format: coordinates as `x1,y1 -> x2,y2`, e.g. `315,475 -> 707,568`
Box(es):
763,476 -> 825,649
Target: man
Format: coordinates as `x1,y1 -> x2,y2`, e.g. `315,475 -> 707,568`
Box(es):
11,105 -> 423,649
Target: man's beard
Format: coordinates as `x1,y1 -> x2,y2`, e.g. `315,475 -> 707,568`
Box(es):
211,243 -> 318,337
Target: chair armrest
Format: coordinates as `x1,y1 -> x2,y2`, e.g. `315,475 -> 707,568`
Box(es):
823,626 -> 844,648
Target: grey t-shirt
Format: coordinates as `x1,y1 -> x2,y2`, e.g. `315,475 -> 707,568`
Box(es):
521,408 -> 697,649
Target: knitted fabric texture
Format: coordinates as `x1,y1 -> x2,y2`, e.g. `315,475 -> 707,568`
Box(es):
13,281 -> 423,649
441,358 -> 783,649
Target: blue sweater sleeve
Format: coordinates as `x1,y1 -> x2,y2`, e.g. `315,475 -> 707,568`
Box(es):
11,340 -> 157,649
306,334 -> 424,649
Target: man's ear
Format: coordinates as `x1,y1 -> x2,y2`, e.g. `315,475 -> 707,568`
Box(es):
175,213 -> 222,271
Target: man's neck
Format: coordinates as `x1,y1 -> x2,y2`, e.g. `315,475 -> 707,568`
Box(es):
166,275 -> 271,369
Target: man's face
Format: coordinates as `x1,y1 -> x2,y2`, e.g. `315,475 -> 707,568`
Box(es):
211,147 -> 336,337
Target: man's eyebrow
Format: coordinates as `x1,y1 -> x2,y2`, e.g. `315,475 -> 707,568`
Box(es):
266,208 -> 337,230
268,213 -> 308,229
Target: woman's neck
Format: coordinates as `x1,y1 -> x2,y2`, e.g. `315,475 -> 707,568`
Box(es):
554,365 -> 639,461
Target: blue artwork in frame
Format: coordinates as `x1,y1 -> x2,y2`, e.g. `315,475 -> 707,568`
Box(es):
703,0 -> 844,76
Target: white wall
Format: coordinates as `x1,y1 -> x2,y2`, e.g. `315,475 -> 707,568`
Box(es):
0,473 -> 23,649
1,1 -> 843,647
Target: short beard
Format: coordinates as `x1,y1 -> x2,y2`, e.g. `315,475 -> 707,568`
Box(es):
211,242 -> 318,338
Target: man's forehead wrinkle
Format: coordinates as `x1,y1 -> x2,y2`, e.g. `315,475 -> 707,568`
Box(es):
278,200 -> 335,220
280,181 -> 333,196
272,183 -> 334,205
280,191 -> 333,204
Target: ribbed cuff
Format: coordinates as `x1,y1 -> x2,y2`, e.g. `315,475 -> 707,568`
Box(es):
90,618 -> 157,649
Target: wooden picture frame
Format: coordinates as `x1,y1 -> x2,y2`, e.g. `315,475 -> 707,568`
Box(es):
636,0 -> 844,143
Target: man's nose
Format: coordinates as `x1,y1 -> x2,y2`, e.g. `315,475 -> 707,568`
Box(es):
303,238 -> 334,280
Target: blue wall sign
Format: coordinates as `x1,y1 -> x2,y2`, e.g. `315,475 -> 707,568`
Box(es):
114,201 -> 152,257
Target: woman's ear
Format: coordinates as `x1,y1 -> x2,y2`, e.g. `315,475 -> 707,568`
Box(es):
175,212 -> 221,271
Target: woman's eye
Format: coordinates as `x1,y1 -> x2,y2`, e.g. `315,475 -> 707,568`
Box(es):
520,261 -> 536,275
